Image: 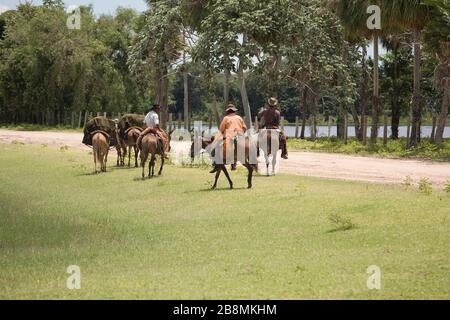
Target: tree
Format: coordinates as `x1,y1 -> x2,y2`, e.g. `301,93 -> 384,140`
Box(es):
423,0 -> 450,144
42,0 -> 64,9
380,40 -> 413,139
129,0 -> 183,129
283,0 -> 357,140
383,0 -> 433,147
333,0 -> 384,144
194,0 -> 282,128
0,3 -> 131,124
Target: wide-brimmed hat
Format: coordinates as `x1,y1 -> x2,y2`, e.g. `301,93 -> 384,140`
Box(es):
226,104 -> 238,112
268,97 -> 278,107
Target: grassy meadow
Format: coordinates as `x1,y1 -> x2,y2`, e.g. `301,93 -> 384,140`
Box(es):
0,143 -> 449,299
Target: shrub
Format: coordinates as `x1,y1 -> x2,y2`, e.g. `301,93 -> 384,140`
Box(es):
328,213 -> 356,232
418,178 -> 433,195
444,180 -> 450,194
402,176 -> 413,187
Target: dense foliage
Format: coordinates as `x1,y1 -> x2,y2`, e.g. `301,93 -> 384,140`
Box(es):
0,0 -> 448,146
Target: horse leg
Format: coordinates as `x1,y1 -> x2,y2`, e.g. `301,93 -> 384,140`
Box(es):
150,155 -> 156,177
222,165 -> 233,190
272,152 -> 277,176
265,154 -> 270,177
158,154 -> 165,176
103,150 -> 108,172
245,163 -> 254,189
134,145 -> 139,168
93,147 -> 98,174
141,151 -> 147,179
102,153 -> 106,172
128,145 -> 131,168
211,166 -> 222,190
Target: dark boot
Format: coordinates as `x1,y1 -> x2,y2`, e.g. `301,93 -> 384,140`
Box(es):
280,134 -> 288,159
210,166 -> 219,174
137,135 -> 143,150
281,146 -> 288,159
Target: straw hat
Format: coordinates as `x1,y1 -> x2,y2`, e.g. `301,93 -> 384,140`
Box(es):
268,97 -> 278,107
226,104 -> 238,113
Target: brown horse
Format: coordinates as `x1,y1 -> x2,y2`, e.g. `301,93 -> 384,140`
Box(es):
115,128 -> 127,167
193,135 -> 258,189
140,130 -> 173,179
190,135 -> 214,162
92,132 -> 109,173
125,127 -> 142,168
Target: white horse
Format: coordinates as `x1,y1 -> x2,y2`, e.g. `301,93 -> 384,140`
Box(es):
258,129 -> 280,176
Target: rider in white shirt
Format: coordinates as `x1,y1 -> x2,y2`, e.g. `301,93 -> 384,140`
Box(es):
144,109 -> 160,129
137,104 -> 169,155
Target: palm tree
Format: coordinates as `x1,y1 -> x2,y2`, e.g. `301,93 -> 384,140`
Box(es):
381,34 -> 410,139
423,0 -> 450,144
332,0 -> 384,144
382,0 -> 433,148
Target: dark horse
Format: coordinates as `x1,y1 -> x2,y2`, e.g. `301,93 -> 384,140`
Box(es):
140,129 -> 174,179
191,134 -> 258,189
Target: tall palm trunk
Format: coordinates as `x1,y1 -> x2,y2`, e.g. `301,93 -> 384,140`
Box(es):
213,99 -> 222,127
435,78 -> 449,144
224,67 -> 230,109
371,35 -> 380,144
360,45 -> 369,142
155,68 -> 168,129
183,55 -> 189,130
409,29 -> 423,148
237,33 -> 252,128
300,89 -> 308,139
344,43 -> 361,141
391,44 -> 401,139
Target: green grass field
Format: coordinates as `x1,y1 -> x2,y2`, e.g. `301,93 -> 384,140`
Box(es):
0,143 -> 449,300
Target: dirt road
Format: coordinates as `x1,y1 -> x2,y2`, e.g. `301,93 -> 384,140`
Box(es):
1,129 -> 449,186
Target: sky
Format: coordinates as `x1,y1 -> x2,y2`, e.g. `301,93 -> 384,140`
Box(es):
0,0 -> 147,15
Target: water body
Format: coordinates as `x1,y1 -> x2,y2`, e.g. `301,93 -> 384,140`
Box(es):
196,125 -> 450,139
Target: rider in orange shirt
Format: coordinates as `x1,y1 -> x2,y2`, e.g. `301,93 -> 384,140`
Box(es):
211,104 -> 247,172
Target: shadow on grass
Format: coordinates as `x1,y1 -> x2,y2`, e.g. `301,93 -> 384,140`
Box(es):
197,187 -> 250,192
76,172 -> 103,177
326,226 -> 358,234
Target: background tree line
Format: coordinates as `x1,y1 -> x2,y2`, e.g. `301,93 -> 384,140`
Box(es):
0,0 -> 449,145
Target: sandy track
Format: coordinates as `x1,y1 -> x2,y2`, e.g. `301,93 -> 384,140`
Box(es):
1,129 -> 449,186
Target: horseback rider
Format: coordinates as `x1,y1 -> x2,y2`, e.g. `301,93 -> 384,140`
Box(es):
259,97 -> 288,159
211,104 -> 247,172
137,104 -> 169,156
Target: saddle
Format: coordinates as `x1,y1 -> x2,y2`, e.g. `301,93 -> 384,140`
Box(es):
90,130 -> 110,139
125,126 -> 143,135
138,132 -> 164,154
82,117 -> 116,147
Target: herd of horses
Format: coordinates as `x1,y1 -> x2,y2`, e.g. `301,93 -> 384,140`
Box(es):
91,123 -> 173,178
90,118 -> 283,190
